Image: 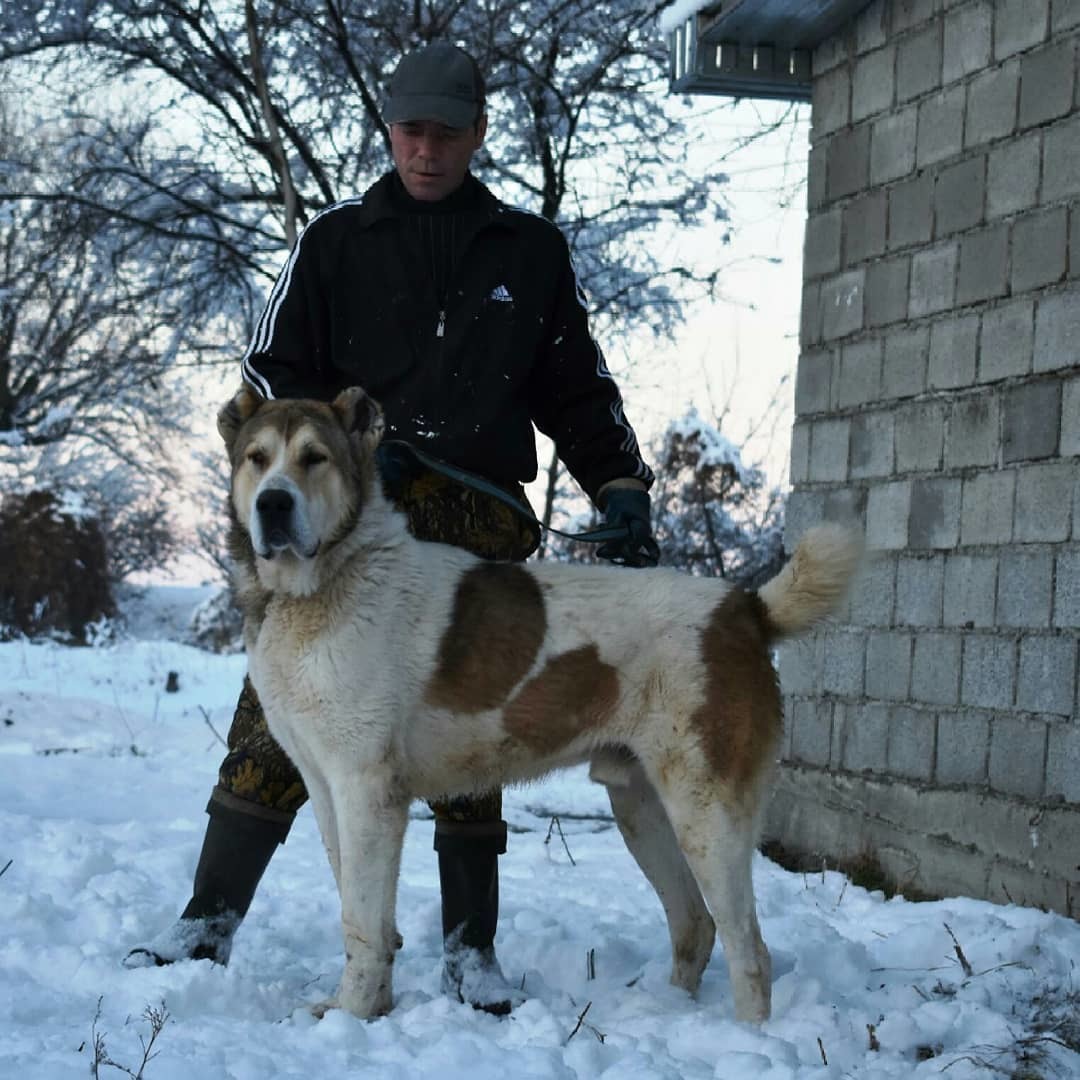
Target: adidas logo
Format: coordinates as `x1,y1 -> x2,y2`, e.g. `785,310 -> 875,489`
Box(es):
489,284 -> 513,302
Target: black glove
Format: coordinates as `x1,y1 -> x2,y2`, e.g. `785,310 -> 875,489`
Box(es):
596,488 -> 659,568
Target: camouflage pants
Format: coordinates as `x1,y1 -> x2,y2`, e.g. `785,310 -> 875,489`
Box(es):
210,466 -> 540,831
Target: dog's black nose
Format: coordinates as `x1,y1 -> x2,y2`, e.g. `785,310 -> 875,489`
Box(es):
257,487 -> 294,516
256,487 -> 294,544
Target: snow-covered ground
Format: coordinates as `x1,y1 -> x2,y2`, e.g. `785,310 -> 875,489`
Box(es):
2,587 -> 1078,1079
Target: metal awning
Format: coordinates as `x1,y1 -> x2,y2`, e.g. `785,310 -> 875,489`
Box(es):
669,0 -> 874,101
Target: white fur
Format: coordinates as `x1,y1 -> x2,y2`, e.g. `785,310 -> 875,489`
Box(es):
228,398 -> 858,1024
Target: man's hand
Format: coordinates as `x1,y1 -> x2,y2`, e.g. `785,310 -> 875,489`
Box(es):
596,488 -> 660,568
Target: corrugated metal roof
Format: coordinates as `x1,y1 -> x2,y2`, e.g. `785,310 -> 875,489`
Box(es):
697,0 -> 873,49
668,0 -> 873,100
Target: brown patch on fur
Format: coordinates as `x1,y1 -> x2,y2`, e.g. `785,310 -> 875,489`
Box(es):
503,645 -> 620,751
691,589 -> 782,795
424,564 -> 546,712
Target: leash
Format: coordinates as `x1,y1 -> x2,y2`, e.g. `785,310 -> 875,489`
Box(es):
380,439 -> 631,545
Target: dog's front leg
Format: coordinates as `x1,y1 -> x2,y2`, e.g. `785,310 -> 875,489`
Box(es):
331,770 -> 410,1020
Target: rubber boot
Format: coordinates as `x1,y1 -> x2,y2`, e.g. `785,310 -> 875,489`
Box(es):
435,820 -> 523,1016
123,801 -> 290,968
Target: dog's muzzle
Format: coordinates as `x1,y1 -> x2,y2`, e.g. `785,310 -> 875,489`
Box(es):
256,487 -> 295,549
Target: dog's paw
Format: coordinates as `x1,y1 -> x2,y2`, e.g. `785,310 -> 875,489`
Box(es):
309,998 -> 339,1020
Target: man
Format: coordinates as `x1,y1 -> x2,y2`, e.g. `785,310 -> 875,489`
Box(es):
126,42 -> 659,1014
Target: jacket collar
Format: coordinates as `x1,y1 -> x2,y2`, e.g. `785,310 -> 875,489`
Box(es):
355,171 -> 509,229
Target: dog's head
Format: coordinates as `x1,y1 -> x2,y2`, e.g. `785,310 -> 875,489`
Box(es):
217,385 -> 384,586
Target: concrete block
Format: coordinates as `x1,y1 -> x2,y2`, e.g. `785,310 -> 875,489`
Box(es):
895,399 -> 946,472
886,705 -> 937,781
813,29 -> 852,76
1045,723 -> 1080,802
1052,0 -> 1080,31
994,0 -> 1050,60
856,0 -> 888,53
928,311 -> 978,388
812,65 -> 852,137
1015,206 -> 1067,295
836,339 -> 883,408
934,155 -> 986,237
893,0 -> 939,33
823,486 -> 869,532
1018,634 -> 1077,715
1072,206 -> 1080,279
989,716 -> 1046,799
822,629 -> 866,697
828,126 -> 872,201
804,209 -> 843,278
912,631 -> 963,705
778,637 -> 823,695
1034,287 -> 1080,372
789,697 -> 834,767
1043,114 -> 1080,204
896,553 -> 945,624
888,173 -> 934,251
853,45 -> 896,122
843,190 -> 888,266
1062,376 -> 1080,456
821,270 -> 866,340
945,393 -> 1000,468
910,242 -> 959,317
956,224 -> 1010,305
850,410 -> 895,479
801,280 -> 822,348
810,417 -> 851,483
867,480 -> 912,549
961,634 -> 1017,708
961,469 -> 1016,545
789,421 -> 811,485
871,107 -> 918,184
943,553 -> 998,628
979,298 -> 1034,383
808,140 -> 828,211
1055,548 -> 1080,630
965,60 -> 1020,148
865,256 -> 910,327
849,551 -> 897,627
795,348 -> 832,414
835,701 -> 890,773
987,132 -> 1041,218
1014,461 -> 1074,542
1003,379 -> 1062,462
897,19 -> 943,103
1019,40 -> 1076,129
943,1 -> 992,83
910,476 -> 963,549
936,710 -> 991,785
865,630 -> 913,699
996,548 -> 1054,627
916,85 -> 966,167
784,488 -> 827,548
882,326 -> 929,398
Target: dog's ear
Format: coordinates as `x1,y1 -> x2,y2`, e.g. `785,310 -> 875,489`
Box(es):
331,387 -> 384,445
217,385 -> 265,447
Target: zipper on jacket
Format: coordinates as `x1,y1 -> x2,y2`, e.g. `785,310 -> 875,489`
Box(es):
436,309 -> 446,337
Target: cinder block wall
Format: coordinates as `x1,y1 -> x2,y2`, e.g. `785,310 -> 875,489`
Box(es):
769,0 -> 1080,915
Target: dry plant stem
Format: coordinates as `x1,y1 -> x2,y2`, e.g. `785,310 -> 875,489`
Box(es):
944,923 -> 974,978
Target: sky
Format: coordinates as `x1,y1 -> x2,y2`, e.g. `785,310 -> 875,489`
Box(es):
1,584 -> 1079,1079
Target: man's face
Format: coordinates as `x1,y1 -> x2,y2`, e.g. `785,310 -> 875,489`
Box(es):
389,116 -> 487,202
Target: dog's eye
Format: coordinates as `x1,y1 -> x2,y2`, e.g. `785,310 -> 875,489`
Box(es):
301,451 -> 327,468
247,449 -> 267,469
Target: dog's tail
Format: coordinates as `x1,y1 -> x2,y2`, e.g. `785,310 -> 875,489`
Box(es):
756,524 -> 861,640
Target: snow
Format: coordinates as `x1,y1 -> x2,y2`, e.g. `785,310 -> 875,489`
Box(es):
1,590 -> 1078,1080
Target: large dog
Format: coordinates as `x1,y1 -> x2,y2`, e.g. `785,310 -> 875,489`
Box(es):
217,385 -> 859,1024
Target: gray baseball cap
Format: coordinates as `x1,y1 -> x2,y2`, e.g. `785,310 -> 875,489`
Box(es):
383,43 -> 484,129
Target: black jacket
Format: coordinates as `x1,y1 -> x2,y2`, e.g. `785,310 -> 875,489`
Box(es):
241,172 -> 653,503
